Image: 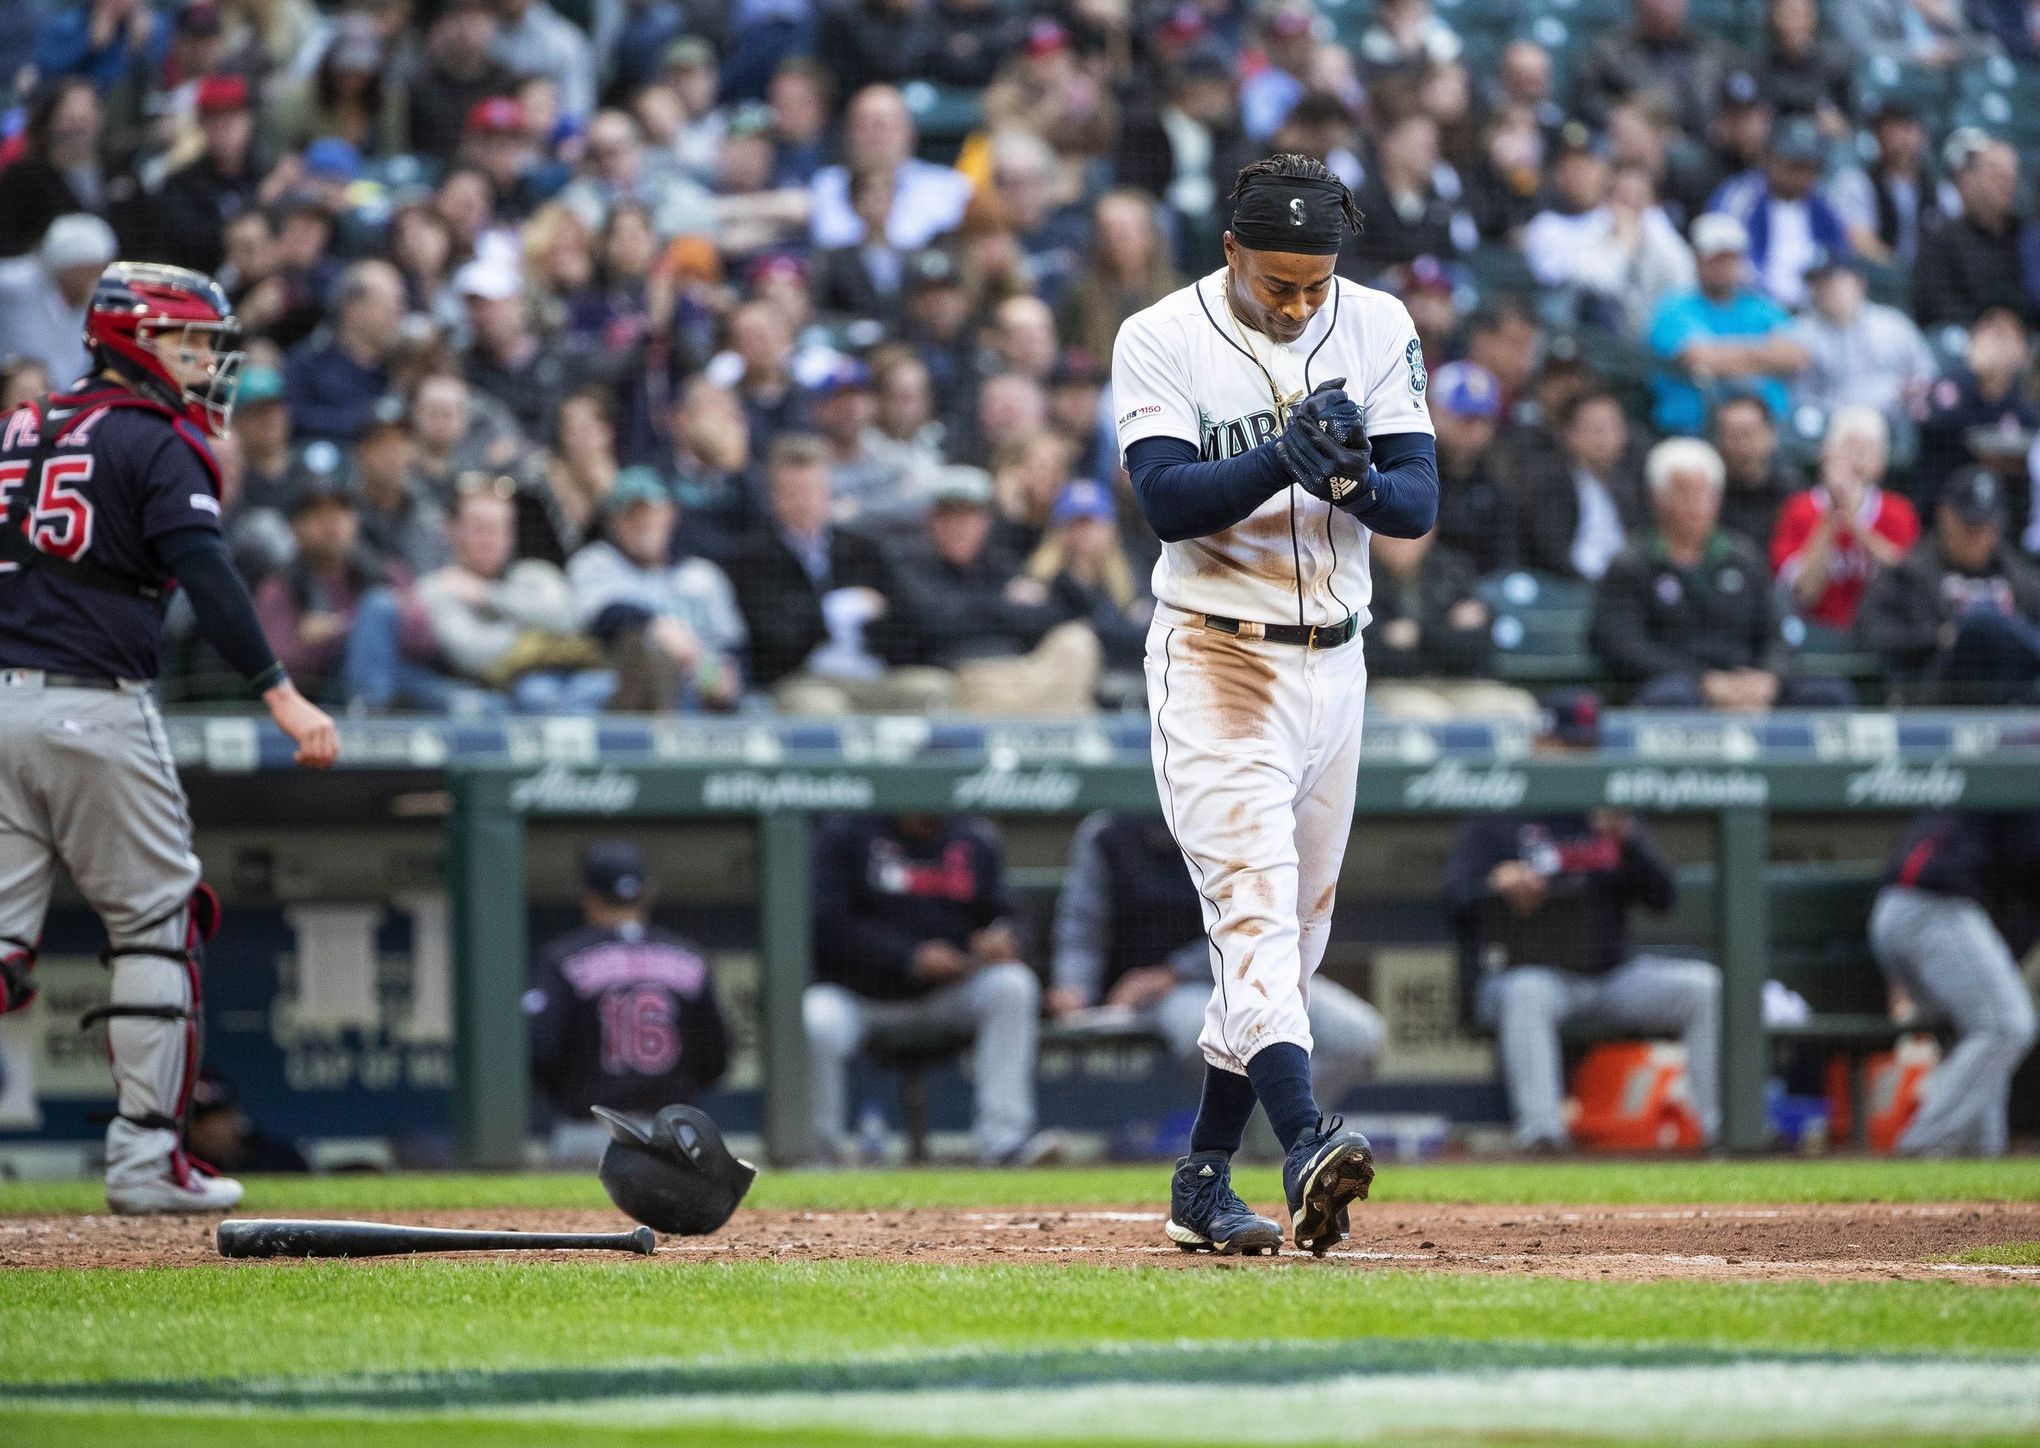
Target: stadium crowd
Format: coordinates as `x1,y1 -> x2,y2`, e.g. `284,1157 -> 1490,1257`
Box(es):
2,0 -> 2039,715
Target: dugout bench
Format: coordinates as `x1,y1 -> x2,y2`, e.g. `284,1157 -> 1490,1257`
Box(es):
437,711 -> 2040,1168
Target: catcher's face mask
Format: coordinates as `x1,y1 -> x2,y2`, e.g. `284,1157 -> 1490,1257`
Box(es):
594,1104 -> 757,1235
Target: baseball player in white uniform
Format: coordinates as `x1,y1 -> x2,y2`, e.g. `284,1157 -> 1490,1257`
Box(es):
1111,155 -> 1439,1256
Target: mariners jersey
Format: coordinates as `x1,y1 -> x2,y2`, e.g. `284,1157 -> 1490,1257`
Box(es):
1112,269 -> 1433,629
0,391 -> 224,681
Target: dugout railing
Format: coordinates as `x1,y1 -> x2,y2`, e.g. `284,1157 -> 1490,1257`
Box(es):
437,712 -> 2040,1167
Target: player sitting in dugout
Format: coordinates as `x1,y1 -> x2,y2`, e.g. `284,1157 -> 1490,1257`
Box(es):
804,813 -> 1045,1166
1868,810 -> 2039,1158
1048,811 -> 1384,1113
1444,691 -> 1723,1153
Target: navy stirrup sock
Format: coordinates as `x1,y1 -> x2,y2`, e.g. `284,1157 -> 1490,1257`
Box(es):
1187,1064 -> 1258,1156
1246,1043 -> 1320,1152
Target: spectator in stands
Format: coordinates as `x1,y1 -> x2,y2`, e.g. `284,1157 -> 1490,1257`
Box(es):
1048,810 -> 1383,1108
810,85 -> 972,252
1430,361 -> 1516,575
1831,0 -> 1987,69
1113,49 -> 1245,271
568,467 -> 746,712
1647,212 -> 1807,436
815,166 -> 909,328
494,0 -> 595,121
1705,115 -> 1850,310
651,37 -> 729,185
983,19 -> 1119,164
1021,479 -> 1152,698
1771,406 -> 1921,634
732,433 -> 947,713
923,0 -> 1018,88
990,430 -> 1075,560
1515,388 -> 1644,583
353,404 -> 451,582
0,79 -> 106,259
891,465 -> 1101,715
528,840 -> 731,1163
808,359 -> 890,512
1574,0 -> 1737,137
560,108 -> 713,240
1914,133 -> 2026,330
1711,392 -> 1800,549
285,259 -> 406,448
1829,101 -> 1935,270
409,371 -> 518,502
226,365 -> 293,517
254,480 -> 381,705
981,128 -> 1092,308
858,345 -> 946,530
767,58 -> 832,186
1366,526 -> 1538,720
1914,308 -> 2037,518
661,374 -> 760,557
805,813 -> 1044,1165
1754,0 -> 1852,128
1591,437 -> 1853,708
0,214 -> 116,386
1661,72 -> 1769,232
1867,811 -> 2040,1158
1792,253 -> 1936,429
1525,135 -> 1694,341
817,0 -> 932,101
152,76 -> 262,275
1347,111 -> 1467,274
458,254 -> 584,442
985,295 -> 1061,390
268,13 -> 406,158
1059,191 -> 1179,371
521,386 -> 618,564
1858,468 -> 2040,704
1238,3 -> 1318,142
1463,299 -> 1541,419
418,484 -> 612,713
1444,690 -> 1720,1152
409,0 -> 515,159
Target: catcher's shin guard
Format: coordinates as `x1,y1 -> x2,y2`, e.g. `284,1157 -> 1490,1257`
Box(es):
86,886 -> 220,1192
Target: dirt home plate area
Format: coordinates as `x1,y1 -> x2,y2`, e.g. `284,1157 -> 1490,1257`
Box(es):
8,1200 -> 2040,1282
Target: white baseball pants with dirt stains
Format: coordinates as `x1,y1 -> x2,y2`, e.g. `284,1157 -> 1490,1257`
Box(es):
1144,607 -> 1370,1077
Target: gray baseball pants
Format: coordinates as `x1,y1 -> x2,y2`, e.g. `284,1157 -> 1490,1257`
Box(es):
1478,956 -> 1723,1149
0,675 -> 206,1189
1870,885 -> 2038,1157
804,962 -> 1040,1162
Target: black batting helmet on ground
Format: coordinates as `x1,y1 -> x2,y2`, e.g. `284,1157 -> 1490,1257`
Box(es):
593,1104 -> 756,1235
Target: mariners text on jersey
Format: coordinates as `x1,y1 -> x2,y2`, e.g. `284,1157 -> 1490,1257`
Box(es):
1111,269 -> 1434,630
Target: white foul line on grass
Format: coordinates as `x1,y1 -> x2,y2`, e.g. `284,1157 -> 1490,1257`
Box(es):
508,1359 -> 2040,1442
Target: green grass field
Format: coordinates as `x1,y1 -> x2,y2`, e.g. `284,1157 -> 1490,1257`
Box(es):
3,1158 -> 2038,1447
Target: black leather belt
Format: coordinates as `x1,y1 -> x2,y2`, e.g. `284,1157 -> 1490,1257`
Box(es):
0,669 -> 123,690
1200,614 -> 1358,649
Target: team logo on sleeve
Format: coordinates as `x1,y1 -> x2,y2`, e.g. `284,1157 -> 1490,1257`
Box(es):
1405,337 -> 1427,396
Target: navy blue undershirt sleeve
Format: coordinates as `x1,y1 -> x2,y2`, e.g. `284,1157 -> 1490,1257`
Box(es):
1125,436 -> 1289,543
151,526 -> 286,695
1341,431 -> 1439,539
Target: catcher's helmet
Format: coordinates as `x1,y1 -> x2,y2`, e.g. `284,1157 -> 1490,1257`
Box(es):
594,1104 -> 756,1235
86,262 -> 244,436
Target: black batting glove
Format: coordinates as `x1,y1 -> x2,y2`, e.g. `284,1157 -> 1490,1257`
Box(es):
1293,377 -> 1363,444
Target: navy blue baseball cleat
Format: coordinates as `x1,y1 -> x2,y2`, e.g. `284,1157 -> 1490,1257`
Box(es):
1165,1150 -> 1283,1255
1283,1115 -> 1376,1257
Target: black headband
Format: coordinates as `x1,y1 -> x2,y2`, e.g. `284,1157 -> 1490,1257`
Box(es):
1228,173 -> 1348,255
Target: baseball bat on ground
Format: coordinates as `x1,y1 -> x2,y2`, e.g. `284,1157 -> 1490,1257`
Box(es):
216,1218 -> 658,1259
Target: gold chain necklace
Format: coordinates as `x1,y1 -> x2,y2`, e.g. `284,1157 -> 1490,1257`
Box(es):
1221,275 -> 1304,424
